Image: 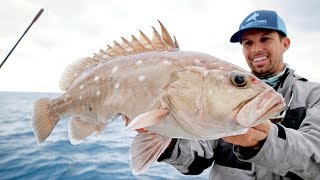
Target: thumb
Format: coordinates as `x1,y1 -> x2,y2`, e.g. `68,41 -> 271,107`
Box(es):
253,120 -> 272,134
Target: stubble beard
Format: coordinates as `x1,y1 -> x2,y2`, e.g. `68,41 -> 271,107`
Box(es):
251,64 -> 277,79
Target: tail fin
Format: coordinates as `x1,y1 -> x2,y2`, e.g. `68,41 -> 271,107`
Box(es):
32,98 -> 59,144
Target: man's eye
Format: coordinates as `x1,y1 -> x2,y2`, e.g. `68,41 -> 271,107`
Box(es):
243,41 -> 252,46
260,37 -> 270,42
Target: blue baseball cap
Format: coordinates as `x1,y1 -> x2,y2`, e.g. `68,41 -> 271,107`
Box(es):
230,10 -> 287,43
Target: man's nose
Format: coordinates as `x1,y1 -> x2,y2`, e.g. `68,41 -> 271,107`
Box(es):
251,42 -> 263,52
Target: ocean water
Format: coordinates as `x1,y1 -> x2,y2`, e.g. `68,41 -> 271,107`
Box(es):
0,92 -> 210,180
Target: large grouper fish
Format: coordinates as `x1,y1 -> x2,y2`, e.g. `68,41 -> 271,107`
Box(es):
32,21 -> 286,175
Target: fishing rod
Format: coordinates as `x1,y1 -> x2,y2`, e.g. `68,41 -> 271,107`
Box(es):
0,8 -> 44,69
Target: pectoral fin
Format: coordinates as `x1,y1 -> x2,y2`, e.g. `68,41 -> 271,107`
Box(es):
130,131 -> 171,175
68,117 -> 103,145
125,109 -> 169,131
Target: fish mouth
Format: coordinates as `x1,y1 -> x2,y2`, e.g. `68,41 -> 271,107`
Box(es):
235,90 -> 286,127
258,99 -> 286,122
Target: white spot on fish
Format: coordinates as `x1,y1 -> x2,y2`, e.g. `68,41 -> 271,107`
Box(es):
65,94 -> 70,101
194,59 -> 201,64
80,85 -> 84,89
136,60 -> 143,65
112,67 -> 118,74
79,96 -> 82,100
94,76 -> 100,81
114,82 -> 120,89
227,89 -> 233,93
163,60 -> 172,65
138,75 -> 146,82
218,66 -> 224,70
96,90 -> 101,96
208,90 -> 213,95
203,70 -> 209,77
74,73 -> 78,77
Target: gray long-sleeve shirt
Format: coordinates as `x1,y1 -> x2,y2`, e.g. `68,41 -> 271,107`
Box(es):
158,68 -> 320,179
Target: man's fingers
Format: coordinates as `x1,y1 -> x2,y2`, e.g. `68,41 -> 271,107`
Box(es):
249,128 -> 268,141
223,121 -> 272,147
222,137 -> 229,143
223,135 -> 244,145
223,123 -> 271,147
253,120 -> 272,133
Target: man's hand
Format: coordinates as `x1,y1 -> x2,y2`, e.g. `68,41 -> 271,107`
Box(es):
223,120 -> 272,148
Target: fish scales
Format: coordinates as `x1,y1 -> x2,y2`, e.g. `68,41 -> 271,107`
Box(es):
54,51 -> 233,122
32,21 -> 286,175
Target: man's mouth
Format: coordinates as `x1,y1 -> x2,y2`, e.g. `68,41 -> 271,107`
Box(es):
251,55 -> 269,67
252,56 -> 268,62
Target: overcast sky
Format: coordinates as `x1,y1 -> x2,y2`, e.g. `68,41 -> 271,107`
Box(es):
1,0 -> 320,92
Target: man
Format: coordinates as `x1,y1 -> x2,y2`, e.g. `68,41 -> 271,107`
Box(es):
158,10 -> 320,179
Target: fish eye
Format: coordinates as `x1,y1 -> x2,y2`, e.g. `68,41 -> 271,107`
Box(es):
230,72 -> 248,88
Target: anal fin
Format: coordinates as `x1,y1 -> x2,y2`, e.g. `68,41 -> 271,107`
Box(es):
130,131 -> 171,175
68,116 -> 103,145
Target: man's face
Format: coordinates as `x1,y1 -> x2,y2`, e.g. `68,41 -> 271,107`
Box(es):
241,29 -> 290,78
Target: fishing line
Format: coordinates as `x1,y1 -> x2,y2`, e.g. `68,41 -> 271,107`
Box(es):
0,8 -> 44,69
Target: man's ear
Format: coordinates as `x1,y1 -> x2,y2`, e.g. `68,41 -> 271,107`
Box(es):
282,37 -> 291,52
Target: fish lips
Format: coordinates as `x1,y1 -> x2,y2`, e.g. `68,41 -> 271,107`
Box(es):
236,90 -> 286,127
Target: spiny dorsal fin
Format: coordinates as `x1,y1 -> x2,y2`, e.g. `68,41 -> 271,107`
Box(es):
158,20 -> 179,49
130,35 -> 146,52
139,30 -> 155,50
151,26 -> 167,49
95,20 -> 179,58
59,21 -> 178,91
121,37 -> 137,53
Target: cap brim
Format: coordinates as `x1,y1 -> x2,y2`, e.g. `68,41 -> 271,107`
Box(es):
230,27 -> 287,43
230,29 -> 249,43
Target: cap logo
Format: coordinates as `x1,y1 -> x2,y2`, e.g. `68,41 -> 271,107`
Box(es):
246,12 -> 259,22
240,11 -> 267,30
